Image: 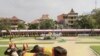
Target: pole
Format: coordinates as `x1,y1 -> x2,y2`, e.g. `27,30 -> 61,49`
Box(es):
95,0 -> 97,9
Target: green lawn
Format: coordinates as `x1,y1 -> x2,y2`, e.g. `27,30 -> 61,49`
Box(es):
0,37 -> 35,40
76,36 -> 100,44
0,37 -> 54,45
0,40 -> 54,45
78,36 -> 100,38
90,46 -> 100,55
0,47 -> 6,56
76,42 -> 100,44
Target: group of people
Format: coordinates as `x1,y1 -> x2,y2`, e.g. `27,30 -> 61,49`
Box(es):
4,42 -> 67,56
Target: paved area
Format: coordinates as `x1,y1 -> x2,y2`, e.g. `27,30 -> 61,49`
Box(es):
58,41 -> 96,56
0,37 -> 98,56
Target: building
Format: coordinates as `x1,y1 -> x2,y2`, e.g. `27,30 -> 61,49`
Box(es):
40,14 -> 50,20
57,14 -> 65,24
0,16 -> 25,30
10,16 -> 25,30
31,14 -> 50,24
57,9 -> 78,28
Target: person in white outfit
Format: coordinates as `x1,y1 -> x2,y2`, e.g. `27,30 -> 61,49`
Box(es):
11,50 -> 18,56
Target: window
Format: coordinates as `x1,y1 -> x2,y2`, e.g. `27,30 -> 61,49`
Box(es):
71,17 -> 73,19
68,21 -> 73,23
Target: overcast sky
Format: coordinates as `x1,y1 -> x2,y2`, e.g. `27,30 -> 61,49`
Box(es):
0,0 -> 100,22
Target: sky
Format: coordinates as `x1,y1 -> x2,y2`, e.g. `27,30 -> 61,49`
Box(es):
0,0 -> 100,23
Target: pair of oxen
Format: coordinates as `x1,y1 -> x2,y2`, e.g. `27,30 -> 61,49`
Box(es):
4,42 -> 67,56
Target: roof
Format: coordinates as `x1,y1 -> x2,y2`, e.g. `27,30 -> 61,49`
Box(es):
11,16 -> 20,20
1,29 -> 100,32
70,9 -> 75,13
68,9 -> 78,15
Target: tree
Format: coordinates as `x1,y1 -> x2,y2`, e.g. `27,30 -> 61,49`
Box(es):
0,18 -> 11,40
0,18 -> 11,30
74,8 -> 100,29
76,15 -> 96,29
0,22 -> 3,36
18,23 -> 26,29
28,23 -> 39,29
91,8 -> 100,28
39,19 -> 55,29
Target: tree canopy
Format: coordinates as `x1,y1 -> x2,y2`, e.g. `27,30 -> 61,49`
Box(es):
75,8 -> 100,29
18,23 -> 26,29
28,23 -> 39,29
39,19 -> 55,29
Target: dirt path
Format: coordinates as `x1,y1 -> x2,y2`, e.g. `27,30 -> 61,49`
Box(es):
58,41 -> 96,56
53,37 -> 96,56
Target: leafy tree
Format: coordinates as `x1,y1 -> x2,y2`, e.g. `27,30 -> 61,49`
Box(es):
18,23 -> 25,29
28,23 -> 39,29
76,15 -> 96,29
0,22 -> 3,36
0,18 -> 11,39
39,19 -> 55,29
0,18 -> 11,30
74,8 -> 100,29
91,9 -> 100,28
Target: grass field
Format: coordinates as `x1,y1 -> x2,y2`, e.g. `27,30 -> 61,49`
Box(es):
90,46 -> 100,55
0,41 -> 54,45
0,47 -> 7,56
76,42 -> 100,44
0,37 -> 55,45
76,36 -> 100,44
